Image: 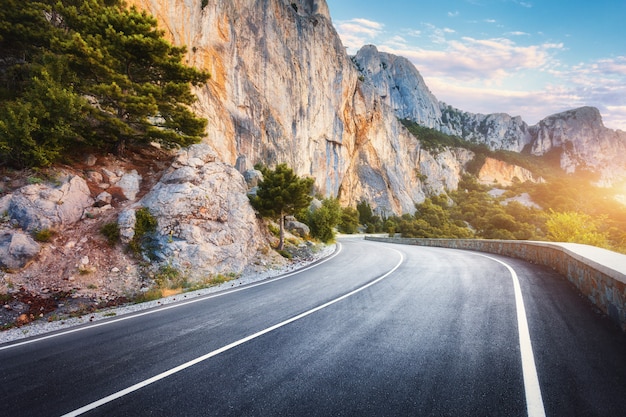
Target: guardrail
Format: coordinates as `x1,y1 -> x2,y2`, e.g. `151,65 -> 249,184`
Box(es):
364,236 -> 626,332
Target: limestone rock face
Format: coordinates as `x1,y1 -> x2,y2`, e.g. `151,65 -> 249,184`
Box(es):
478,157 -> 541,187
121,144 -> 267,279
127,0 -> 463,214
353,45 -> 442,128
127,0 -> 626,215
439,105 -> 533,152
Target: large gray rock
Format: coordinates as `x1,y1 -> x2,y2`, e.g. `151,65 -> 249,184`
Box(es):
0,232 -> 41,270
120,144 -> 265,279
116,170 -> 142,201
285,216 -> 310,237
354,45 -> 442,129
5,175 -> 94,232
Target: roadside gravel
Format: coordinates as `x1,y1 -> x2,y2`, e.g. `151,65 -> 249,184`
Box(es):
0,243 -> 337,345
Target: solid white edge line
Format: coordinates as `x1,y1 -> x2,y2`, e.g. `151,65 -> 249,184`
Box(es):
1,244 -> 344,352
60,248 -> 405,417
476,253 -> 547,417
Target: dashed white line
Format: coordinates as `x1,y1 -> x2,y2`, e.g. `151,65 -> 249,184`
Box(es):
1,244 -> 343,352
60,248 -> 405,417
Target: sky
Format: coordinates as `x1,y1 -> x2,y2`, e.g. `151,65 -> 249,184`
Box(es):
325,0 -> 626,131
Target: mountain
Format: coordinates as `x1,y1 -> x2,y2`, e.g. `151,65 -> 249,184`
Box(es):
353,45 -> 626,186
127,0 -> 475,214
126,0 -> 625,211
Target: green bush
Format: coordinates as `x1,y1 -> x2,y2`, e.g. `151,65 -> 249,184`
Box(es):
32,228 -> 54,242
338,207 -> 360,234
308,198 -> 341,243
100,222 -> 120,246
129,207 -> 158,257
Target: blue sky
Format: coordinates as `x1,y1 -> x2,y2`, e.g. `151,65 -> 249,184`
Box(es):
325,0 -> 626,130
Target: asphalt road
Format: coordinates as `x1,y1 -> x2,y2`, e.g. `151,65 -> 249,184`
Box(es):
1,238 -> 625,417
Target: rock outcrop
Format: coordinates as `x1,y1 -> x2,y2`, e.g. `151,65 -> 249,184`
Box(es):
353,45 -> 442,128
0,232 -> 40,271
478,157 -> 541,187
120,144 -> 269,280
529,107 -> 626,184
2,175 -> 94,232
354,46 -> 626,184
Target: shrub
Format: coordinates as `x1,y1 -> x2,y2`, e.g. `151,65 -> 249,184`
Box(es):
32,228 -> 54,242
134,288 -> 163,304
100,222 -> 120,246
154,264 -> 187,289
129,207 -> 158,257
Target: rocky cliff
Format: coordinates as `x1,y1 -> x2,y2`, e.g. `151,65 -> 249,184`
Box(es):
126,0 -> 473,215
530,107 -> 626,184
127,0 -> 626,213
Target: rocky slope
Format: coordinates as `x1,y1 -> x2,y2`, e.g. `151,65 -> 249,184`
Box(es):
127,0 -> 625,209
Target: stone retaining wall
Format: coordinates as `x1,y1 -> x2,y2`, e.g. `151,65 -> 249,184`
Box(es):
364,237 -> 626,332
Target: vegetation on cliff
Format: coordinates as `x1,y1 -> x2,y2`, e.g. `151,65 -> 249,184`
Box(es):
0,0 -> 209,168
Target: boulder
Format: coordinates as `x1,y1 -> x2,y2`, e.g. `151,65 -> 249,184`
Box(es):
243,169 -> 263,189
94,191 -> 113,207
285,216 -> 310,237
6,175 -> 94,232
120,144 -> 266,279
116,170 -> 142,201
0,232 -> 41,270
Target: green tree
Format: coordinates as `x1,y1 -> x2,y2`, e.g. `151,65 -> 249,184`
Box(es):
338,206 -> 360,234
0,0 -> 209,167
545,210 -> 610,248
308,198 -> 342,242
249,164 -> 314,250
356,199 -> 374,225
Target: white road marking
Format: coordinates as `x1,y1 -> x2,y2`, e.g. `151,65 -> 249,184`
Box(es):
0,244 -> 343,352
60,248 -> 405,417
477,253 -> 547,417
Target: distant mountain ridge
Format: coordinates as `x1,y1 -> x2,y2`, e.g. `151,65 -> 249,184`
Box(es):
354,45 -> 626,185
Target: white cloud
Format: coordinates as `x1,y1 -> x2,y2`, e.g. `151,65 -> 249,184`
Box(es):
381,37 -> 563,82
448,11 -> 460,17
333,17 -> 626,130
512,1 -> 533,8
334,18 -> 384,52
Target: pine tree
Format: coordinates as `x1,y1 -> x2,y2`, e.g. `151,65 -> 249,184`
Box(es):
249,164 -> 314,250
0,0 -> 209,167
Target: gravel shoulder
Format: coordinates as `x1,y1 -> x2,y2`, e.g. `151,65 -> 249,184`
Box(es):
0,243 -> 336,345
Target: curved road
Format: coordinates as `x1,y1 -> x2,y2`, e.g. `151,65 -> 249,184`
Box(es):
1,238 -> 625,416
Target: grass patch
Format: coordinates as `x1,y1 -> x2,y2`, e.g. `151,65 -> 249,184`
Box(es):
32,228 -> 55,242
277,249 -> 292,259
129,207 -> 158,257
134,288 -> 163,304
184,272 -> 239,292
